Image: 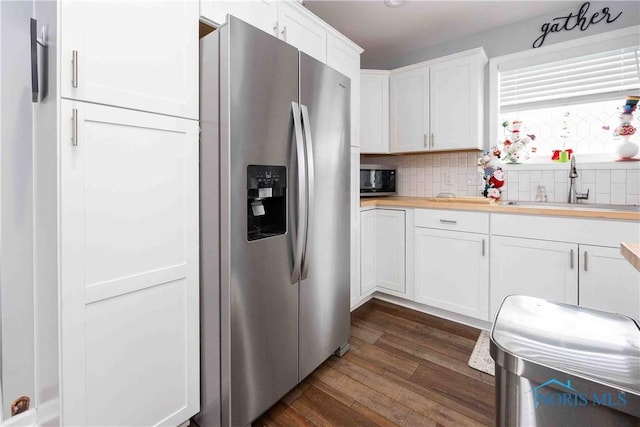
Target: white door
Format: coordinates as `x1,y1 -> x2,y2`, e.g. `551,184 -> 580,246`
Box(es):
60,0 -> 198,119
200,0 -> 278,36
430,55 -> 477,150
376,210 -> 406,294
360,209 -> 377,296
390,66 -> 429,152
490,236 -> 578,319
278,1 -> 327,63
579,245 -> 640,321
414,228 -> 489,320
360,72 -> 389,154
60,100 -> 199,426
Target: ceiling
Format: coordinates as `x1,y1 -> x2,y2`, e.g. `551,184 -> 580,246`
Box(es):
304,0 -> 578,68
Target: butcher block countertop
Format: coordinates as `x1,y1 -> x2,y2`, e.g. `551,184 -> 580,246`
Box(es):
621,243 -> 640,272
360,196 -> 640,221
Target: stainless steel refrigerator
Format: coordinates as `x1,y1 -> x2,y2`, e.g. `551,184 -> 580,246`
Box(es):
197,16 -> 351,427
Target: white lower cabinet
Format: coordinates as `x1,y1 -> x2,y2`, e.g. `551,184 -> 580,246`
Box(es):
375,210 -> 406,293
490,236 -> 579,319
360,209 -> 377,296
415,228 -> 489,321
579,245 -> 640,320
60,100 -> 199,426
359,208 -> 406,298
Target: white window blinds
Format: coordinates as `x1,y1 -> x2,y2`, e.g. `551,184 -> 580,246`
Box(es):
500,46 -> 640,112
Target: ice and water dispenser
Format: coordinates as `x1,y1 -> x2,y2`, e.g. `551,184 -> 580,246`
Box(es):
247,165 -> 286,241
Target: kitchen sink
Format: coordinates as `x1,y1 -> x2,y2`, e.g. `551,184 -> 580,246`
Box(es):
500,200 -> 640,212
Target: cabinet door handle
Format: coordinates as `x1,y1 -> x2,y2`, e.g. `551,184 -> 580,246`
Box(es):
439,219 -> 457,224
71,108 -> 78,146
280,25 -> 287,40
570,249 -> 574,269
431,133 -> 435,148
72,50 -> 78,88
273,23 -> 278,36
583,251 -> 588,272
423,134 -> 427,148
481,239 -> 485,257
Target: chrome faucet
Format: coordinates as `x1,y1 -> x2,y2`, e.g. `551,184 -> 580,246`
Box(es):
568,155 -> 589,203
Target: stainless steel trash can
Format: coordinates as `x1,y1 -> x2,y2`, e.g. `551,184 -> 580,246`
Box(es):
490,295 -> 640,427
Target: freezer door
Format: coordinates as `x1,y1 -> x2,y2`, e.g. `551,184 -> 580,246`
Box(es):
298,53 -> 351,380
219,17 -> 300,427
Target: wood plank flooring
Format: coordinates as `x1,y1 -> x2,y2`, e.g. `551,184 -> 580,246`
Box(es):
253,298 -> 495,427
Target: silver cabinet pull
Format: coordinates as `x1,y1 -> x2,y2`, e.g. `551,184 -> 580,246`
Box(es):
280,26 -> 287,40
273,23 -> 278,36
570,249 -> 574,269
584,251 -> 588,272
430,133 -> 435,148
72,50 -> 78,88
423,134 -> 427,147
71,108 -> 78,146
481,239 -> 486,256
439,219 -> 457,224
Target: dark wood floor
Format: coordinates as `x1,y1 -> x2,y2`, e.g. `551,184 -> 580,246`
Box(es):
253,298 -> 495,427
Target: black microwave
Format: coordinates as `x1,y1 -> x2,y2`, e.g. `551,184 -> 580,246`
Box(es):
360,164 -> 397,197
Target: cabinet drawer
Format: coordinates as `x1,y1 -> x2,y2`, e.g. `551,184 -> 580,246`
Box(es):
415,209 -> 488,233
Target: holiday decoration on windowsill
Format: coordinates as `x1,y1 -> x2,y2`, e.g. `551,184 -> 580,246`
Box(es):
552,112 -> 572,162
500,120 -> 536,163
477,149 -> 504,200
614,95 -> 639,160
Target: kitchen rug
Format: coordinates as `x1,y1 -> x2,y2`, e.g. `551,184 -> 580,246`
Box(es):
468,330 -> 495,376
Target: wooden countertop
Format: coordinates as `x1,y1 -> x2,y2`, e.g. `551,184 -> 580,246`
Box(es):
621,243 -> 640,272
360,196 -> 640,221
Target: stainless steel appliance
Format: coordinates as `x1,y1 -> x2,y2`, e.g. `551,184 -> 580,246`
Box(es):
360,164 -> 397,196
197,16 -> 351,427
491,295 -> 640,426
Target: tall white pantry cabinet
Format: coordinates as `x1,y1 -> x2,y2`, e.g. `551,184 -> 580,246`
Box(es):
34,1 -> 200,425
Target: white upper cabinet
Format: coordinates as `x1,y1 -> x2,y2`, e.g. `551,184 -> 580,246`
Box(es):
360,71 -> 390,153
430,50 -> 486,151
278,1 -> 327,63
60,0 -> 198,119
390,66 -> 430,153
200,0 -> 279,36
389,48 -> 487,153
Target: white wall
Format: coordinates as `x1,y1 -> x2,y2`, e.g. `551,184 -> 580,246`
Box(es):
0,0 -> 36,419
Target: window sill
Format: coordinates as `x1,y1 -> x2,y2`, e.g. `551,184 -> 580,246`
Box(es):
499,154 -> 640,171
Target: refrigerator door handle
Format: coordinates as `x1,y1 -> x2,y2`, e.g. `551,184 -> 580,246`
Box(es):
300,104 -> 315,280
291,102 -> 307,283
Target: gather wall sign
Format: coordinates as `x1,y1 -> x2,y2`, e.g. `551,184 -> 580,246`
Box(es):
533,2 -> 623,48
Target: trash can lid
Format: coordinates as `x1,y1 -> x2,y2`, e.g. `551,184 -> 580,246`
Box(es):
491,295 -> 640,393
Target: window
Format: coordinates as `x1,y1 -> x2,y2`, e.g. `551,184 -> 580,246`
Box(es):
490,26 -> 640,161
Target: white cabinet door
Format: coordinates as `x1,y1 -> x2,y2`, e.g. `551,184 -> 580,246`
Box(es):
376,210 -> 406,293
360,71 -> 390,153
60,0 -> 198,119
430,53 -> 483,151
390,66 -> 429,152
350,148 -> 361,308
579,245 -> 640,320
200,0 -> 278,36
278,1 -> 327,63
360,209 -> 376,296
327,34 -> 361,148
414,228 -> 489,320
490,236 -> 578,319
60,101 -> 199,426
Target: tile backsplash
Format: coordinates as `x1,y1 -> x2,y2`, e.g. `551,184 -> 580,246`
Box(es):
362,152 -> 640,206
